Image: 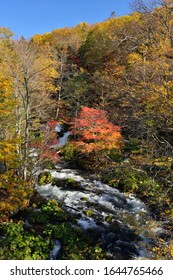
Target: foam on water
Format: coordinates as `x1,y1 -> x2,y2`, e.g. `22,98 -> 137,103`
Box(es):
50,240 -> 61,260
58,132 -> 71,147
77,217 -> 98,230
50,169 -> 84,182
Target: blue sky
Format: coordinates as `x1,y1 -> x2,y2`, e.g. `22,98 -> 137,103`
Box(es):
0,0 -> 131,39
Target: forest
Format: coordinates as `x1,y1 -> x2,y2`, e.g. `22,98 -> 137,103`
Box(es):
0,0 -> 173,260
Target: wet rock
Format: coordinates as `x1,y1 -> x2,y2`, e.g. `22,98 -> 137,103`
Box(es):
52,178 -> 66,187
76,213 -> 82,219
114,240 -> 139,256
30,189 -> 47,207
109,220 -> 122,232
38,171 -> 53,186
52,177 -> 82,190
155,228 -> 171,240
86,227 -> 104,240
105,215 -> 113,223
96,221 -> 105,227
80,197 -> 88,202
118,227 -> 140,242
101,232 -> 139,258
66,178 -> 82,189
101,232 -> 119,249
84,209 -> 94,217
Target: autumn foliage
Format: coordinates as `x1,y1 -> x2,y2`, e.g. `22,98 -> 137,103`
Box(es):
1,2 -> 173,259
70,107 -> 123,153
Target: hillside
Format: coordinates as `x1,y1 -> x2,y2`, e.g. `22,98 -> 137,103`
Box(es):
0,3 -> 173,259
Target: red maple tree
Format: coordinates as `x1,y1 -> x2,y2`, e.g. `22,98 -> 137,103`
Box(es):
70,107 -> 123,152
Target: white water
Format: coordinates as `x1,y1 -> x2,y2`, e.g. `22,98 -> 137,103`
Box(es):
58,132 -> 71,147
50,240 -> 61,260
36,163 -> 164,259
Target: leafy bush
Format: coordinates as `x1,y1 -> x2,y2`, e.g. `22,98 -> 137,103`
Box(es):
29,210 -> 48,224
61,143 -> 75,160
44,223 -> 107,260
102,165 -> 160,194
150,239 -> 173,260
29,200 -> 67,224
124,138 -> 140,154
42,160 -> 55,170
0,222 -> 52,260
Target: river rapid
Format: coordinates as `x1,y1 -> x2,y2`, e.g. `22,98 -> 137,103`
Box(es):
36,161 -> 165,260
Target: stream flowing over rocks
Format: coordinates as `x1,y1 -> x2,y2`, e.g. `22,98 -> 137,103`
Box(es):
36,162 -> 166,260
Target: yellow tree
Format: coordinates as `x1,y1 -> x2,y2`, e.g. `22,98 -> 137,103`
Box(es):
7,38 -> 58,180
0,28 -> 31,220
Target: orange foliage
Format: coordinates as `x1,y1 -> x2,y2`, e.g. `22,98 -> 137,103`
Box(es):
70,107 -> 123,152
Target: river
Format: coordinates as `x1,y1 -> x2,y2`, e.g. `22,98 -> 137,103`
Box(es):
36,161 -> 165,260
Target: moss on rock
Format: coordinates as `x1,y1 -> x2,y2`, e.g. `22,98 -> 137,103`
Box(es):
38,171 -> 53,186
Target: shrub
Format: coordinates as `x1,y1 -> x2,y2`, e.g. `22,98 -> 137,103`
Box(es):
45,223 -> 107,260
61,143 -> 75,160
0,222 -> 52,260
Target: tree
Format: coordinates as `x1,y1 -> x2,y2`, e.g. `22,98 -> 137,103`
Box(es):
8,38 -> 58,180
0,29 -> 31,221
131,0 -> 173,46
70,107 -> 123,153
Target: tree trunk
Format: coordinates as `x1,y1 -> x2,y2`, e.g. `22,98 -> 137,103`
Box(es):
23,79 -> 30,181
